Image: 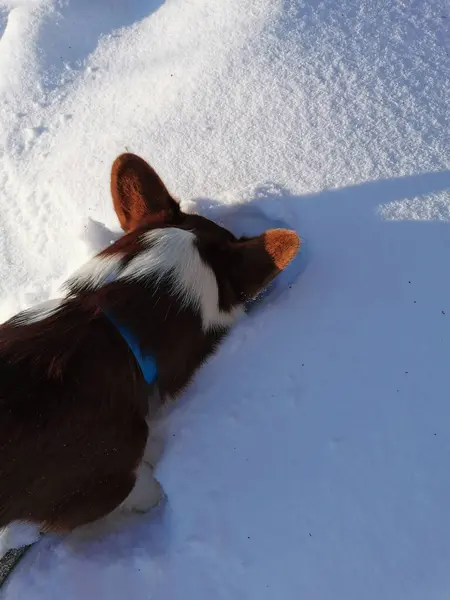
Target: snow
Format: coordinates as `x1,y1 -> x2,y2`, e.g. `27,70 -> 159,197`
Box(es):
0,0 -> 449,597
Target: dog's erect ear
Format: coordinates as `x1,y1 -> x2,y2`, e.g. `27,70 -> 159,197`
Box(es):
111,153 -> 180,232
228,229 -> 300,299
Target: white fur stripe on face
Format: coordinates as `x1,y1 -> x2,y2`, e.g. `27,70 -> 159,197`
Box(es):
119,228 -> 243,330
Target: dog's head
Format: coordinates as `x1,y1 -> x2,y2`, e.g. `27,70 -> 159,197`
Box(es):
59,152 -> 301,397
108,153 -> 300,309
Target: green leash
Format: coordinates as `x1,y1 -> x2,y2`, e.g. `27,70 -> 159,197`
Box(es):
0,544 -> 35,590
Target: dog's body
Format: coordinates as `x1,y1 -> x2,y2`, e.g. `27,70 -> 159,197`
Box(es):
0,154 -> 299,554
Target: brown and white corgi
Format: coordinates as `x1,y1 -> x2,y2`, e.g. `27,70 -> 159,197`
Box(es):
0,153 -> 299,554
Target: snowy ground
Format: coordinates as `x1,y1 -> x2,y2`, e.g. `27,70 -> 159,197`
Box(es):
0,0 -> 449,597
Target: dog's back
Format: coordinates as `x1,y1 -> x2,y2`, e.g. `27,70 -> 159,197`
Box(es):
0,298 -> 149,531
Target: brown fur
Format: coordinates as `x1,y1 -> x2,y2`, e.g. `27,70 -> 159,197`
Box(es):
0,153 -> 300,534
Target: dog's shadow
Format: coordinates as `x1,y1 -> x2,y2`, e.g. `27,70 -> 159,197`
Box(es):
45,169 -> 450,568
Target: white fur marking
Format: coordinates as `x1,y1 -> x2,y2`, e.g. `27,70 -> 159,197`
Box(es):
119,228 -> 243,330
118,462 -> 163,513
15,299 -> 62,324
68,253 -> 123,291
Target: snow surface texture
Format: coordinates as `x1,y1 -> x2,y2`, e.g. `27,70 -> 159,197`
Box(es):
0,0 -> 449,597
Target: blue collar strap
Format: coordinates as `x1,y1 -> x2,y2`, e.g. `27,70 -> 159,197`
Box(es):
103,311 -> 158,385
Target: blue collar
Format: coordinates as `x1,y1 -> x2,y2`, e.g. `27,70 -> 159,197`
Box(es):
103,311 -> 158,385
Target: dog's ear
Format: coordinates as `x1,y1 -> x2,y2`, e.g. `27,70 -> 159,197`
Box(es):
111,153 -> 180,232
228,229 -> 300,299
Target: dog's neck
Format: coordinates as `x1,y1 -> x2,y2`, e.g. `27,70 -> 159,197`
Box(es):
90,280 -> 232,399
102,309 -> 158,386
